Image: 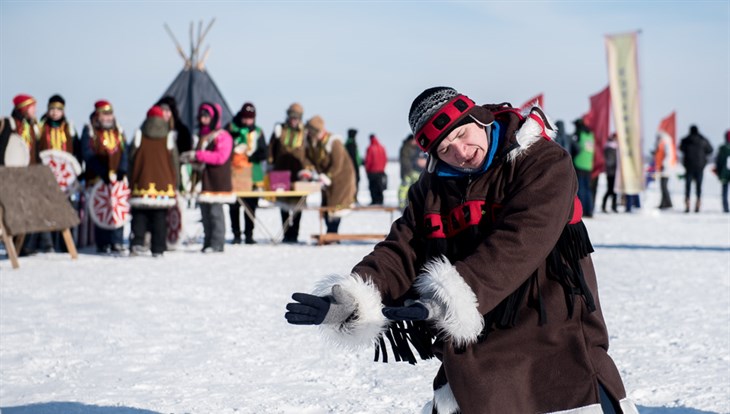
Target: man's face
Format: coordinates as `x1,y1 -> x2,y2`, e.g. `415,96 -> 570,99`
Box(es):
242,117 -> 254,127
435,122 -> 489,170
98,112 -> 115,128
307,128 -> 324,141
48,107 -> 64,121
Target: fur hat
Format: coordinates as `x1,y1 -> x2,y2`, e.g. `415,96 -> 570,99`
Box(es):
408,87 -> 493,153
13,94 -> 36,110
287,102 -> 303,119
305,115 -> 325,133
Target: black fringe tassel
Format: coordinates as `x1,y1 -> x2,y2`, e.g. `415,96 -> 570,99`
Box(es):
546,220 -> 596,317
373,320 -> 436,365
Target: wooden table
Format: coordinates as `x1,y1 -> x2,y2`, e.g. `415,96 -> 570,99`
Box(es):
234,190 -> 315,243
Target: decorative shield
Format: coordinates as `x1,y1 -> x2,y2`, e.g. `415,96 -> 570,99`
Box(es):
39,149 -> 82,192
166,197 -> 184,249
4,133 -> 30,167
89,180 -> 131,230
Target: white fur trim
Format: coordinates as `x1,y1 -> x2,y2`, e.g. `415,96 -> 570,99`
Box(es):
274,123 -> 283,138
312,273 -> 389,350
167,130 -> 177,150
421,383 -> 460,414
134,129 -> 142,147
197,192 -> 237,204
325,134 -> 342,153
508,106 -> 557,163
544,398 -> 639,414
130,197 -> 177,208
414,256 -> 484,348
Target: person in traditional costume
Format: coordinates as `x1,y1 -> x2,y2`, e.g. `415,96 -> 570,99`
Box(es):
36,94 -> 81,252
80,100 -> 128,253
128,106 -> 177,257
180,102 -> 233,253
267,103 -> 307,243
226,102 -> 267,244
286,87 -> 638,414
0,94 -> 39,166
301,115 -> 356,235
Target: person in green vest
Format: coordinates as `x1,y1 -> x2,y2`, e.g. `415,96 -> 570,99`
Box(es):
227,102 -> 267,244
571,118 -> 595,217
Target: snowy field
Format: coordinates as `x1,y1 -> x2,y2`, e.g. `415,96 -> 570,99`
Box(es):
1,162 -> 729,414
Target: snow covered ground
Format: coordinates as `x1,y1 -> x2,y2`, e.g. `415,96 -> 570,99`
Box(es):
1,162 -> 729,414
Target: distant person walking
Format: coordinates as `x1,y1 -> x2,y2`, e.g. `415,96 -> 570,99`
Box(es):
344,128 -> 362,203
679,124 -> 713,213
715,130 -> 730,213
654,132 -> 674,210
571,118 -> 595,217
364,133 -> 387,205
601,133 -> 618,213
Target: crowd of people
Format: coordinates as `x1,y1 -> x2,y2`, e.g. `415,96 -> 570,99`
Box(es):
1,93 -> 728,259
0,93 -> 421,257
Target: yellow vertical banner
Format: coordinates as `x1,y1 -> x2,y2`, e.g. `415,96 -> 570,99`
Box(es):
606,31 -> 644,194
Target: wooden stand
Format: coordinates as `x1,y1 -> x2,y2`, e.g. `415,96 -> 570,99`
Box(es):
0,205 -> 78,269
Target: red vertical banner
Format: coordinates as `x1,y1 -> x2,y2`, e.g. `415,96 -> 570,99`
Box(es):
584,86 -> 611,178
657,111 -> 677,167
519,94 -> 544,112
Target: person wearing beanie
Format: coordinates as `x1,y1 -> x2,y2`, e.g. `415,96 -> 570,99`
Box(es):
679,124 -> 713,212
268,102 -> 308,243
301,115 -> 356,235
344,128 -> 362,203
127,106 -> 177,257
286,87 -> 637,413
80,99 -> 128,254
180,102 -> 234,253
364,133 -> 388,205
0,94 -> 40,166
226,101 -> 267,244
714,130 -> 730,213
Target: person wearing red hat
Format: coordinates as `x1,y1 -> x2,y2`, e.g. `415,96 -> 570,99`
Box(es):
80,99 -> 128,253
127,106 -> 177,257
0,94 -> 39,166
226,102 -> 267,244
286,87 -> 637,413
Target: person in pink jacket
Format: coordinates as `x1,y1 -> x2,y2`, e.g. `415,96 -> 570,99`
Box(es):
181,102 -> 234,252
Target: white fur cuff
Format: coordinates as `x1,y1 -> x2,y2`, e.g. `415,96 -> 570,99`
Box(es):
312,274 -> 389,349
414,256 -> 484,348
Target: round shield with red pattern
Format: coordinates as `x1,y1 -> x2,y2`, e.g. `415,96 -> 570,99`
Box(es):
89,180 -> 131,230
39,149 -> 82,193
166,198 -> 184,249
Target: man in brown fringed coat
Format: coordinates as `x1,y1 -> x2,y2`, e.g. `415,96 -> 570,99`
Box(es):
286,87 -> 638,414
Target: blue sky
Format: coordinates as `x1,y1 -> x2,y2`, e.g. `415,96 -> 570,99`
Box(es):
1,1 -> 728,157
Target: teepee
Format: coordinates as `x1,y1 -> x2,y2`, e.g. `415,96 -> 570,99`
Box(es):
161,19 -> 233,132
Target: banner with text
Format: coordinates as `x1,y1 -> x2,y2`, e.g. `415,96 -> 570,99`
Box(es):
606,32 -> 644,194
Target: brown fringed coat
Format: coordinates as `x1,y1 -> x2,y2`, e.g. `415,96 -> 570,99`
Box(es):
313,106 -> 636,414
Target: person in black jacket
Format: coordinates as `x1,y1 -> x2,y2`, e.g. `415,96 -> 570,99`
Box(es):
679,125 -> 713,212
601,133 -> 618,213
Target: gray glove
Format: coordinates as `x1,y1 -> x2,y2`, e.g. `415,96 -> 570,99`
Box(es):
285,284 -> 357,325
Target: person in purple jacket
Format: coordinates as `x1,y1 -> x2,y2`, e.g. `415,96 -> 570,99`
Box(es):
181,102 -> 234,253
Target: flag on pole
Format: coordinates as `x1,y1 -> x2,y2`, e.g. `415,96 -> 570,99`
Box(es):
657,111 -> 677,167
583,86 -> 611,179
606,31 -> 644,194
519,94 -> 544,112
